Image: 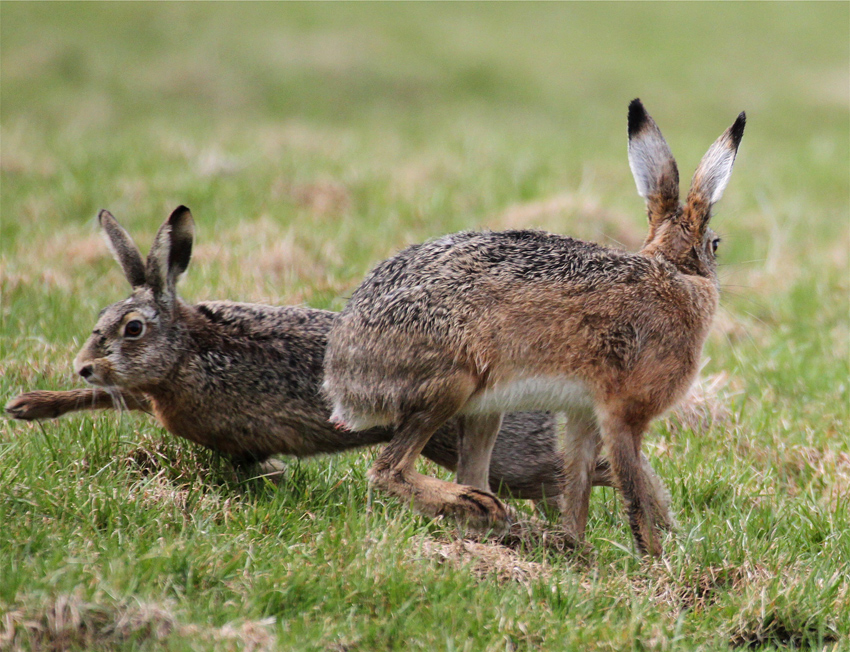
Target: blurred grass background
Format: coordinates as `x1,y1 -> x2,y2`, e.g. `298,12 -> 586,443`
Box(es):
1,3 -> 848,650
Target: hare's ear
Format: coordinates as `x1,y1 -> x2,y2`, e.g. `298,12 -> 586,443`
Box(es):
683,112 -> 746,232
146,206 -> 194,301
628,99 -> 680,224
98,210 -> 146,288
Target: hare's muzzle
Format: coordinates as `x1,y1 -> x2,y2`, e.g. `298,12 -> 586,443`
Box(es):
73,352 -> 103,385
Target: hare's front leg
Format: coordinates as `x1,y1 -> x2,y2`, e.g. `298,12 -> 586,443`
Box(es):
369,409 -> 510,530
456,413 -> 504,491
5,388 -> 150,420
598,408 -> 662,556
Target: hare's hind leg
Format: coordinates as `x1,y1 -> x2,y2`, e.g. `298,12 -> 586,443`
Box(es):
638,454 -> 676,531
556,412 -> 602,546
593,455 -> 676,531
456,413 -> 504,491
598,408 -> 662,556
370,408 -> 510,530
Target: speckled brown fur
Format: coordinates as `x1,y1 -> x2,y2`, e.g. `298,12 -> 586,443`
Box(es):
5,206 -> 654,508
324,100 -> 745,554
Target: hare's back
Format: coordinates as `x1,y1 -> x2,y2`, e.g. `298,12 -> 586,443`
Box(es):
357,230 -> 648,293
343,230 -> 655,329
192,302 -> 336,399
195,302 -> 335,344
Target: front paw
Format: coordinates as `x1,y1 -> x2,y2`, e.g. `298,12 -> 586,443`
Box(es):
5,392 -> 60,420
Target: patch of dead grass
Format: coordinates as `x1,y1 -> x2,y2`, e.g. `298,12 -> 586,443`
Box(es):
709,308 -> 768,347
191,216 -> 344,303
0,593 -> 276,652
390,154 -> 462,202
123,434 -> 233,485
255,121 -> 356,159
272,177 -> 352,218
664,372 -> 738,436
0,146 -> 57,178
6,229 -> 109,292
493,192 -> 645,250
733,436 -> 850,507
411,535 -> 553,587
642,559 -> 774,615
726,566 -> 844,649
785,446 -> 850,508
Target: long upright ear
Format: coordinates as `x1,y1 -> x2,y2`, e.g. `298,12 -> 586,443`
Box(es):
98,210 -> 147,288
627,99 -> 680,224
683,112 -> 746,231
146,205 -> 194,301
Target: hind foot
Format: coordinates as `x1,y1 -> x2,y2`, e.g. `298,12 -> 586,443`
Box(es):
370,469 -> 510,533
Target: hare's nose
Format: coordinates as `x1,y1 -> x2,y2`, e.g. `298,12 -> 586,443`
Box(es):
78,365 -> 94,380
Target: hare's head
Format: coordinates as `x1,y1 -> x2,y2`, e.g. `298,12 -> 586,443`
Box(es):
74,206 -> 194,391
628,99 -> 745,278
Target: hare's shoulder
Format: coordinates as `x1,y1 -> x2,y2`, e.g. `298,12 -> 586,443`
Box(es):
192,301 -> 335,342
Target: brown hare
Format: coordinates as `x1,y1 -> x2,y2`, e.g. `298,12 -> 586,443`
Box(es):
5,207 -> 664,510
323,99 -> 745,555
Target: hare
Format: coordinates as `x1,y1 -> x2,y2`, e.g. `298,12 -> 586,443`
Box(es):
5,206 -> 666,510
323,99 -> 745,555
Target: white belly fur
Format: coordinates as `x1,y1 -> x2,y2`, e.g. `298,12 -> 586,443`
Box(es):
462,376 -> 594,415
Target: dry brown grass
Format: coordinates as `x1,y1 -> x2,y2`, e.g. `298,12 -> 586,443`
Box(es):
273,178 -> 352,218
725,566 -> 844,649
493,192 -> 646,251
0,593 -> 276,652
641,559 -> 774,616
255,121 -> 356,160
3,227 -> 110,295
664,372 -> 737,436
190,216 -> 344,303
411,535 -> 555,588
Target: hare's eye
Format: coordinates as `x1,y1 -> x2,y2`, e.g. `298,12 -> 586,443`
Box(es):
711,237 -> 721,255
123,319 -> 145,339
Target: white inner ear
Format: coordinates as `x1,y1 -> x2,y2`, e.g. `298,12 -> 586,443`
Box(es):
695,146 -> 736,204
148,226 -> 173,292
628,148 -> 653,199
628,135 -> 675,199
101,228 -> 128,268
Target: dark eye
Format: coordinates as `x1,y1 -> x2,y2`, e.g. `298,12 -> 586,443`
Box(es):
711,237 -> 721,255
124,319 -> 145,339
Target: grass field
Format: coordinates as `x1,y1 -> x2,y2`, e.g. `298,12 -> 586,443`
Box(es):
1,3 -> 848,650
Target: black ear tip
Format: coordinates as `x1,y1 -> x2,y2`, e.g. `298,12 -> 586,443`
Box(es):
628,98 -> 649,137
168,205 -> 193,225
97,209 -> 114,224
730,111 -> 746,146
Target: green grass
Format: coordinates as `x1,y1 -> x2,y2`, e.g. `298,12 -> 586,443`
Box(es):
1,3 -> 848,650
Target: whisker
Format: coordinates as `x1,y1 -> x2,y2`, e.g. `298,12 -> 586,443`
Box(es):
720,291 -> 772,321
720,259 -> 767,266
599,233 -> 630,250
714,304 -> 770,367
137,395 -> 155,418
